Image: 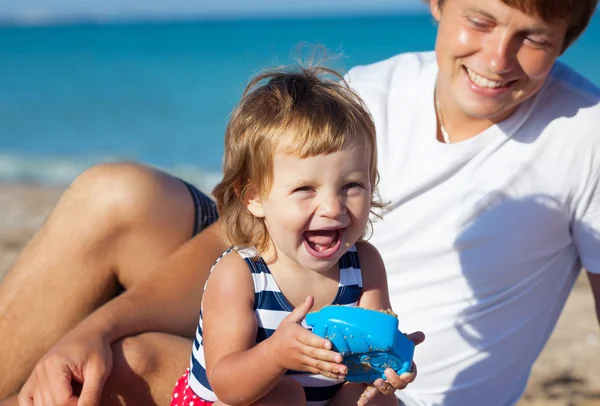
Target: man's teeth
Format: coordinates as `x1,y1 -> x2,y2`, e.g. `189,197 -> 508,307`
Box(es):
466,68 -> 505,88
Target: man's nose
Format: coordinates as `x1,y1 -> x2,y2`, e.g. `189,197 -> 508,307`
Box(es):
484,31 -> 517,75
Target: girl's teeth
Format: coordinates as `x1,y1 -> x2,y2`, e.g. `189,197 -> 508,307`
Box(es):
305,230 -> 338,252
467,68 -> 505,88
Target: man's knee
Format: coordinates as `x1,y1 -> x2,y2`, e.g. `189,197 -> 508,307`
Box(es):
67,162 -> 191,227
63,162 -> 198,271
110,334 -> 162,382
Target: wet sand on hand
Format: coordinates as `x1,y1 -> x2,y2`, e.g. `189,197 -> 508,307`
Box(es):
1,182 -> 599,405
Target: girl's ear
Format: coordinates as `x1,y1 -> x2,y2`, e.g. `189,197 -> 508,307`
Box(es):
244,185 -> 265,218
430,0 -> 442,22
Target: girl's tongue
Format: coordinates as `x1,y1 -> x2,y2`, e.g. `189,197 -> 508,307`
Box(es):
303,230 -> 342,258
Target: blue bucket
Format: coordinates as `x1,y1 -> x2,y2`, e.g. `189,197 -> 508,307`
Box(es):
305,306 -> 414,383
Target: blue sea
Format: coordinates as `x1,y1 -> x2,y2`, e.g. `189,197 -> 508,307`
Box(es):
1,13 -> 599,191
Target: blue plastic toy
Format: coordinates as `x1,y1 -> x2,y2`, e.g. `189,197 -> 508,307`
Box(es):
305,306 -> 414,383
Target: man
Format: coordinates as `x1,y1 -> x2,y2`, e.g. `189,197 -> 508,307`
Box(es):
1,0 -> 598,405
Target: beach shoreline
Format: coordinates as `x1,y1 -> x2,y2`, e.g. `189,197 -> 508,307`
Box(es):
1,182 -> 599,405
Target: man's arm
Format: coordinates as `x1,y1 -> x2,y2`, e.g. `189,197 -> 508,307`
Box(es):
18,219 -> 230,406
92,219 -> 229,342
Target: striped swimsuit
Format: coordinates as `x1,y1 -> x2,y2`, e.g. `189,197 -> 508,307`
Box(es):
187,245 -> 363,405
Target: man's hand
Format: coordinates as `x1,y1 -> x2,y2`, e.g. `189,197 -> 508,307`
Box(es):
18,330 -> 113,406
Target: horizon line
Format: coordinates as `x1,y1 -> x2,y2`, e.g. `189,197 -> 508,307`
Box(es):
0,5 -> 430,27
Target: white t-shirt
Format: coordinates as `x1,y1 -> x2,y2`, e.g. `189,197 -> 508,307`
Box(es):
347,51 -> 600,406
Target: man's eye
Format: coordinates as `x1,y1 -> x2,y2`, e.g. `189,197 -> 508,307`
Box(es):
468,18 -> 491,29
524,36 -> 549,47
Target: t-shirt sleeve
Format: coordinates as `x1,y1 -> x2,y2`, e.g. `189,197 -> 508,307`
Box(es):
572,169 -> 600,274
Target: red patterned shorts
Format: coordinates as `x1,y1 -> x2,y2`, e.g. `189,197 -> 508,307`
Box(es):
170,369 -> 213,406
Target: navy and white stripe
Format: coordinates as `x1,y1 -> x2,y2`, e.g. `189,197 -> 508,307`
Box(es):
189,245 -> 363,405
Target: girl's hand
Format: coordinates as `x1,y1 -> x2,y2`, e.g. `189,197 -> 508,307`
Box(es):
265,296 -> 347,379
357,331 -> 425,406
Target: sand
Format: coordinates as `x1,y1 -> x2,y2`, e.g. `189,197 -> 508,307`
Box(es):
1,182 -> 599,405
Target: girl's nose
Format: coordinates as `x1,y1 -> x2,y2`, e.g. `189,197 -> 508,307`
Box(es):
318,193 -> 346,218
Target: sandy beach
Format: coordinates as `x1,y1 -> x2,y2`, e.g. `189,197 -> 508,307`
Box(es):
1,182 -> 599,405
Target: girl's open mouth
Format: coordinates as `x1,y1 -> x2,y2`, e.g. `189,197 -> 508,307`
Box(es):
303,229 -> 344,259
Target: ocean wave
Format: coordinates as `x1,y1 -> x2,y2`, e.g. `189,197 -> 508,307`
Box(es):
0,153 -> 222,194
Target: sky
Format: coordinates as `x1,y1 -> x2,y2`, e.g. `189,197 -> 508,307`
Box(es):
0,0 -> 429,24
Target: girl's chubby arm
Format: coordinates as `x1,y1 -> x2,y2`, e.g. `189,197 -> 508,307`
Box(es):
202,251 -> 346,406
355,241 -> 425,405
355,241 -> 394,312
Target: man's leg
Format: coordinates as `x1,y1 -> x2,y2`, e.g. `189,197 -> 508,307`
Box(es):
102,332 -> 193,406
0,162 -> 201,397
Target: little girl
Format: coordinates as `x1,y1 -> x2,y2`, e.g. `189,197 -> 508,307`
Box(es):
170,65 -> 413,406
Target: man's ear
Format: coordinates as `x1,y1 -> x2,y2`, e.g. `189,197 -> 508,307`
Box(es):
430,0 -> 442,22
245,185 -> 265,218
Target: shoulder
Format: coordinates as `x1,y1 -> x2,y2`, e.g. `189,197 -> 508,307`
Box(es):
546,62 -> 600,104
530,62 -> 600,161
205,247 -> 256,297
355,241 -> 386,273
346,51 -> 435,96
344,51 -> 437,142
347,52 -> 437,106
537,62 -> 600,130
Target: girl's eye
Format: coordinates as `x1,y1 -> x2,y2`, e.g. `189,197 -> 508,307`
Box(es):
293,186 -> 313,193
344,182 -> 363,190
